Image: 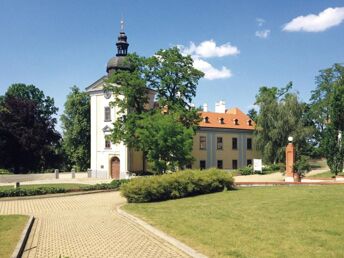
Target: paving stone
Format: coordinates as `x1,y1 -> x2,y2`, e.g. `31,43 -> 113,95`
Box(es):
0,192 -> 189,258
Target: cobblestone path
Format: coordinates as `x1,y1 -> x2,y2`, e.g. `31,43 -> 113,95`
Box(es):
0,192 -> 189,258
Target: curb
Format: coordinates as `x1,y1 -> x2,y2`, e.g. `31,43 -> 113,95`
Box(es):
0,189 -> 118,202
11,215 -> 35,258
117,204 -> 207,258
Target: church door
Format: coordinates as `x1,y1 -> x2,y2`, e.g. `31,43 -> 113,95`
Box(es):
111,157 -> 120,179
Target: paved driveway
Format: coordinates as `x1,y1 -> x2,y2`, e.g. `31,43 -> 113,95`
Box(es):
0,192 -> 188,258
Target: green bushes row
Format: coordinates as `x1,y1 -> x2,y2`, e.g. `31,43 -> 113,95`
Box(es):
0,179 -> 129,198
0,187 -> 66,197
121,168 -> 235,203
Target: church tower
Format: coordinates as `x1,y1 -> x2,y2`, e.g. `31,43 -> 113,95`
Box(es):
106,19 -> 131,75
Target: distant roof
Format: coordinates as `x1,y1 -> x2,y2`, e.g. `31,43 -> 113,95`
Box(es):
199,108 -> 255,130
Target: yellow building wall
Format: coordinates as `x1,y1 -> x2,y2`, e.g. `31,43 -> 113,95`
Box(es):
191,129 -> 259,170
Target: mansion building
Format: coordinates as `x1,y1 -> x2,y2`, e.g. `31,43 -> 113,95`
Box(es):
86,25 -> 258,179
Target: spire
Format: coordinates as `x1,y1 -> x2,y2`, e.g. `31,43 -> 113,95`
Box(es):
116,19 -> 129,56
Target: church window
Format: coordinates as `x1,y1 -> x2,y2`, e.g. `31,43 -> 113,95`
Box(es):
104,107 -> 111,121
105,139 -> 111,149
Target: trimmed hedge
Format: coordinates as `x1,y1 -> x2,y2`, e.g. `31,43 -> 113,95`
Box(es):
0,179 -> 129,198
121,168 -> 235,203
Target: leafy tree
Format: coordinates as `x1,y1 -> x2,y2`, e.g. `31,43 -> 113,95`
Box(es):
106,48 -> 204,173
136,112 -> 194,173
247,108 -> 258,122
0,84 -> 61,173
309,64 -> 344,174
60,86 -> 90,171
255,82 -> 314,163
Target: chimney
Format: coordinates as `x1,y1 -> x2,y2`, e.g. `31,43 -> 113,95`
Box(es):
215,100 -> 226,113
203,103 -> 208,112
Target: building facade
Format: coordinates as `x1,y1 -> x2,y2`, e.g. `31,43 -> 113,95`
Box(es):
87,25 -> 258,179
191,102 -> 259,170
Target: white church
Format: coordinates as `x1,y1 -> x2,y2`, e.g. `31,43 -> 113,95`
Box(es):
86,24 -> 155,179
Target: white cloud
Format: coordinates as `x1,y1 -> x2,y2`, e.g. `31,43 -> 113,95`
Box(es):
283,7 -> 344,32
178,39 -> 238,80
255,29 -> 271,38
180,40 -> 239,58
192,57 -> 232,80
256,18 -> 265,27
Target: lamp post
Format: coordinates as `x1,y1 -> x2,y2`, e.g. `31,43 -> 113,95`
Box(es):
285,136 -> 295,182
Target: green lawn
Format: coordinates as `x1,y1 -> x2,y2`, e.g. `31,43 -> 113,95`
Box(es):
0,215 -> 29,257
0,183 -> 89,191
306,171 -> 344,179
124,186 -> 344,258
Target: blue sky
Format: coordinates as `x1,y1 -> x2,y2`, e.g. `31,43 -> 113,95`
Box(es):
1,0 -> 344,130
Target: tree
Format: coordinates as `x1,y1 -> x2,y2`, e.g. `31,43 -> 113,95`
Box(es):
309,64 -> 344,174
106,48 -> 204,173
254,82 -> 314,163
60,86 -> 90,171
0,84 -> 61,173
247,108 -> 258,122
136,112 -> 194,173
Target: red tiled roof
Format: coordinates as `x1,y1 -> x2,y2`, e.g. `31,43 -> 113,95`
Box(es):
199,108 -> 255,130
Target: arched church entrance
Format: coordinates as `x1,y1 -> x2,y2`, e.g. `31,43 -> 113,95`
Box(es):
111,157 -> 120,179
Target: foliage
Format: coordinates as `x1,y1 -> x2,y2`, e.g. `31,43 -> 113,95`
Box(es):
0,84 -> 61,173
247,108 -> 258,122
293,155 -> 311,176
239,166 -> 253,175
0,180 -> 127,198
310,64 -> 344,175
254,82 -> 314,163
135,112 -> 194,173
0,168 -> 11,175
60,86 -> 90,171
106,48 -> 204,173
120,169 -> 235,203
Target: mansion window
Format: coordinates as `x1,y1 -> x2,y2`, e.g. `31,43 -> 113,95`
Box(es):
232,137 -> 238,150
217,160 -> 223,169
232,160 -> 238,170
200,160 -> 206,170
200,136 -> 206,150
217,137 -> 223,150
104,107 -> 111,122
105,139 -> 111,149
247,159 -> 252,166
247,138 -> 252,150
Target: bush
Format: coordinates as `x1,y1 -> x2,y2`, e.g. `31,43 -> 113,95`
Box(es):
294,156 -> 311,176
239,166 -> 253,175
0,168 -> 11,174
0,187 -> 66,198
121,168 -> 235,203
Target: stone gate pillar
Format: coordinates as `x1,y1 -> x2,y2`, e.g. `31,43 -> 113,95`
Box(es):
285,139 -> 295,182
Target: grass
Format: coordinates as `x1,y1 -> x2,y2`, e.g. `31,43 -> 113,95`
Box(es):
124,186 -> 344,258
0,215 -> 29,257
306,171 -> 344,179
0,183 -> 89,191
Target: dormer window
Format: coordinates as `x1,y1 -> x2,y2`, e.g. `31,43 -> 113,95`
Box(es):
234,119 -> 239,125
204,116 -> 209,123
248,120 -> 252,126
219,118 -> 224,124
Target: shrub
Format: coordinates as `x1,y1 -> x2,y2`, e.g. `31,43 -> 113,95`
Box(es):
239,166 -> 253,175
0,187 -> 66,198
121,168 -> 235,203
0,168 -> 11,174
294,156 -> 311,176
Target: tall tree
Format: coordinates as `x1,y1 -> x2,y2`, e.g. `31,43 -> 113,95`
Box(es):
60,86 -> 90,171
106,48 -> 204,173
315,66 -> 344,175
255,82 -> 314,163
247,108 -> 258,122
0,84 -> 61,173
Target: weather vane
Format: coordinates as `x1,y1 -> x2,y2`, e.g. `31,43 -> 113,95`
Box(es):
120,17 -> 124,32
